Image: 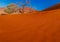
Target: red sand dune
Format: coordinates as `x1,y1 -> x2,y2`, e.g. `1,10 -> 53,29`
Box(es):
0,8 -> 60,42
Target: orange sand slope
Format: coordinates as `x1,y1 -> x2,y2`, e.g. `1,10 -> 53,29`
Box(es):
0,9 -> 60,42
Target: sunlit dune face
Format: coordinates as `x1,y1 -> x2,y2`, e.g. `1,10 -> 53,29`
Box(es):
0,9 -> 60,42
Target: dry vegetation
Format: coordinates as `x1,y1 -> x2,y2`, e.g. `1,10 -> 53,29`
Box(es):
0,0 -> 33,15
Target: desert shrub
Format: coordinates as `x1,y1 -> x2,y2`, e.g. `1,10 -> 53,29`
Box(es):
4,8 -> 14,14
4,4 -> 19,14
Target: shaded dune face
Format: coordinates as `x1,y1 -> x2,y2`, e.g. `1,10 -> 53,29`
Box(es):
43,3 -> 60,11
0,9 -> 60,42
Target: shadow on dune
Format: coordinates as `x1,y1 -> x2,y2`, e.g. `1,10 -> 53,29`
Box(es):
43,3 -> 60,11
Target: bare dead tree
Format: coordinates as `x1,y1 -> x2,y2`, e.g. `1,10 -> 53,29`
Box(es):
26,0 -> 32,13
26,0 -> 30,4
19,2 -> 26,13
19,0 -> 32,14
